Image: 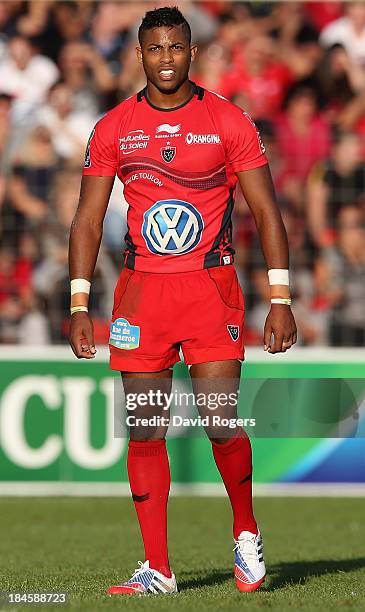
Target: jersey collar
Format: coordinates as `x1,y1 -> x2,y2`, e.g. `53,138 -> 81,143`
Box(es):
136,81 -> 204,111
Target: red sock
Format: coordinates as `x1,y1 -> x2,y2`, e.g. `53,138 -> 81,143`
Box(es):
127,439 -> 171,578
212,430 -> 257,539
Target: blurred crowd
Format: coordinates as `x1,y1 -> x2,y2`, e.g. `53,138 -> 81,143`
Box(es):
1,0 -> 365,347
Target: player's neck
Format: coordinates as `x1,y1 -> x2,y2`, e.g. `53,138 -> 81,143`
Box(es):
145,80 -> 194,110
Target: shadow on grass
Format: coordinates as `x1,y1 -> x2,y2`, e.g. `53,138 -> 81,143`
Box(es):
178,557 -> 365,592
264,557 -> 365,591
178,569 -> 231,591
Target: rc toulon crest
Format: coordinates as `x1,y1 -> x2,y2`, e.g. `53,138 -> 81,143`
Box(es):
161,142 -> 176,163
227,325 -> 239,342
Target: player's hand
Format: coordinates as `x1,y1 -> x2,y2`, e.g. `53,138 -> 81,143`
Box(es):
69,312 -> 96,359
263,304 -> 297,354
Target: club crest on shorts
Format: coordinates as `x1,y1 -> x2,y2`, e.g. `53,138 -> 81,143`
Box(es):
227,325 -> 239,342
161,142 -> 176,163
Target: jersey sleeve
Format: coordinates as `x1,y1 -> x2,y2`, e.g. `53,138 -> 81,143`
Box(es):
224,109 -> 268,172
82,114 -> 118,177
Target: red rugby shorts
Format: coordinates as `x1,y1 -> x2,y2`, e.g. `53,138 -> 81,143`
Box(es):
109,265 -> 244,372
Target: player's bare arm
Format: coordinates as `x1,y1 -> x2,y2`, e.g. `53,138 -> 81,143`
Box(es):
69,175 -> 114,359
237,165 -> 297,354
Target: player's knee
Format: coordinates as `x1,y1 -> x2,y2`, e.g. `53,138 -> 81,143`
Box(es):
206,425 -> 243,444
205,429 -> 232,444
209,436 -> 227,445
129,435 -> 166,442
129,430 -> 167,442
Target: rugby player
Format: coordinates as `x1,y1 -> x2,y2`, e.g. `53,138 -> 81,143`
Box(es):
69,6 -> 297,595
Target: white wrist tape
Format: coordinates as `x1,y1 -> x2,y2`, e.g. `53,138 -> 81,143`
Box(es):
271,298 -> 292,305
70,305 -> 89,315
71,279 -> 91,295
268,269 -> 289,286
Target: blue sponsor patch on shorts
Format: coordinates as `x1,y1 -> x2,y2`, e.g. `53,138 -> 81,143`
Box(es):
109,318 -> 140,350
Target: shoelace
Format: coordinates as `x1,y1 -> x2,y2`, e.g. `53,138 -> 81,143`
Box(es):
128,560 -> 149,582
234,535 -> 260,564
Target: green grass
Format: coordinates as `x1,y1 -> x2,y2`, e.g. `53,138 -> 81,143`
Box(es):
0,497 -> 365,611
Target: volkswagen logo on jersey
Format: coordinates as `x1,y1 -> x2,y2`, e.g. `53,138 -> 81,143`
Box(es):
142,199 -> 204,255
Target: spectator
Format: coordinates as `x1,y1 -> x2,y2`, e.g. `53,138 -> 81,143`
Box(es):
282,207 -> 329,345
58,40 -> 116,115
0,93 -> 13,186
31,169 -> 80,342
192,41 -> 235,99
184,0 -> 218,43
36,81 -> 96,165
52,0 -> 90,44
275,84 -> 331,210
246,206 -> 325,345
303,2 -> 343,33
117,40 -> 146,99
32,170 -> 82,313
0,1 -> 12,60
6,125 -> 57,241
255,119 -> 283,188
0,35 -> 59,122
0,243 -> 33,343
317,206 -> 365,346
12,1 -> 88,64
15,0 -> 51,39
86,1 -> 130,75
231,35 -> 294,120
272,2 -> 323,81
320,2 -> 365,66
314,44 -> 365,129
0,1 -> 25,54
32,168 -> 117,341
0,0 -> 364,348
307,132 -> 365,247
215,8 -> 252,51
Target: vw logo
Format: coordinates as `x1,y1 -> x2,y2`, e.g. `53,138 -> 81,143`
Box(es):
142,199 -> 204,255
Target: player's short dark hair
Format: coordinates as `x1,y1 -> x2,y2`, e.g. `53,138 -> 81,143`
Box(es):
138,6 -> 191,45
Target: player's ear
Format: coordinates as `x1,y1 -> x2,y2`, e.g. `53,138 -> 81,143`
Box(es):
136,46 -> 143,64
190,45 -> 198,62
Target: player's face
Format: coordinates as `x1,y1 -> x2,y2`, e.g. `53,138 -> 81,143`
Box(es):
137,25 -> 197,93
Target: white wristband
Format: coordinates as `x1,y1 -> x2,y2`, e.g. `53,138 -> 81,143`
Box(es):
268,269 -> 289,286
71,279 -> 91,295
271,298 -> 292,305
70,305 -> 89,315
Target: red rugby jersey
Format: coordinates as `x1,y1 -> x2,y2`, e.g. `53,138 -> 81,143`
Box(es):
83,83 -> 267,273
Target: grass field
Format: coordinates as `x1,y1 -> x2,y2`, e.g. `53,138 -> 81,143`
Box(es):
1,497 -> 365,611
